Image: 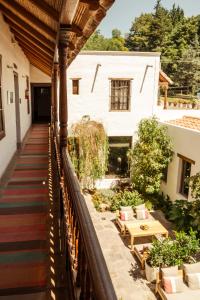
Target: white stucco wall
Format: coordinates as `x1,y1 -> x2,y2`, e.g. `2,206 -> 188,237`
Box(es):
30,65 -> 51,83
67,51 -> 160,138
160,123 -> 200,202
0,13 -> 32,179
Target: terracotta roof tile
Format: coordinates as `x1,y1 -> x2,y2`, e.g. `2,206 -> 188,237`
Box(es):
166,116 -> 200,132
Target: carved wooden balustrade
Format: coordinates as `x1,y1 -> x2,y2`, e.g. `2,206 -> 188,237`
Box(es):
50,125 -> 117,300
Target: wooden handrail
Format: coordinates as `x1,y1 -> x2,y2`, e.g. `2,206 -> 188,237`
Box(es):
62,149 -> 117,300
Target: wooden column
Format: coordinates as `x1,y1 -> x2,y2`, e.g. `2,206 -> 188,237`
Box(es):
53,62 -> 59,124
51,72 -> 55,123
163,85 -> 168,110
58,27 -> 69,149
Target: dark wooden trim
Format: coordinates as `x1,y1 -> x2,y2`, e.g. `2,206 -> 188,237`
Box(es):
53,63 -> 59,123
177,153 -> 195,165
1,0 -> 56,40
10,27 -> 54,56
3,14 -> 55,49
58,27 -> 68,148
25,57 -> 51,75
27,0 -> 59,21
14,35 -> 53,60
20,45 -> 52,65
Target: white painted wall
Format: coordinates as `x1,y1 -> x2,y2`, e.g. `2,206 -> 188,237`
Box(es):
0,13 -> 32,179
67,51 -> 160,138
160,123 -> 200,202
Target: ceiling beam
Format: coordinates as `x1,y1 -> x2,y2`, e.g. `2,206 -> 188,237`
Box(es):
0,5 -> 56,45
80,0 -> 100,10
23,50 -> 52,69
27,58 -> 51,76
12,30 -> 53,58
27,0 -> 59,21
17,41 -> 53,65
4,17 -> 54,52
1,0 -> 56,40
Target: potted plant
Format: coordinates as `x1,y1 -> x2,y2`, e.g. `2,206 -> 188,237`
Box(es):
145,237 -> 181,282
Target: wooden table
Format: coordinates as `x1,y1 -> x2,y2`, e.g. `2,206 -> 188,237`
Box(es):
125,220 -> 168,251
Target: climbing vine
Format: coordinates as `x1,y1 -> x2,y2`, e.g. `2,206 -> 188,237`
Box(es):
68,117 -> 109,189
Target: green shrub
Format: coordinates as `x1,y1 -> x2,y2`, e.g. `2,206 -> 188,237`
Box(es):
128,117 -> 173,195
148,230 -> 200,267
92,189 -> 114,211
110,190 -> 144,211
168,200 -> 194,231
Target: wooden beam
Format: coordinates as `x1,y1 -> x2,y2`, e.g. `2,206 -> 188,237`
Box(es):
24,52 -> 52,71
1,0 -> 56,40
0,6 -> 56,46
28,59 -> 51,76
5,17 -> 54,53
18,41 -> 53,66
27,0 -> 59,21
16,39 -> 53,64
80,0 -> 100,10
13,31 -> 53,58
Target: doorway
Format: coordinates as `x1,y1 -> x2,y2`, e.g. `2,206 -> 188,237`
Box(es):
14,72 -> 21,149
31,84 -> 51,123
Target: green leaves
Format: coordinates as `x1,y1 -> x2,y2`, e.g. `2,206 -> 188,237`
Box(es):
128,117 -> 173,195
110,190 -> 144,211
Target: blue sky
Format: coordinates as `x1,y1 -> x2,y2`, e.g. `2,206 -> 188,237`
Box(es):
98,0 -> 200,37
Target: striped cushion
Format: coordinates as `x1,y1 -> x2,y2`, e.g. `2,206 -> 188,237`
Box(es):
136,209 -> 148,220
163,275 -> 183,293
187,273 -> 200,289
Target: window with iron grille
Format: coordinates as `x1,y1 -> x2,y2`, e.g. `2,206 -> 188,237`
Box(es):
0,55 -> 5,140
110,79 -> 131,111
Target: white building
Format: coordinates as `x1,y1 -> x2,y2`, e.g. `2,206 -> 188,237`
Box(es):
161,116 -> 200,202
67,51 -> 160,177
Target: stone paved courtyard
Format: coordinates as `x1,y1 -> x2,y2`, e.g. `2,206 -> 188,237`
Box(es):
85,194 -> 173,300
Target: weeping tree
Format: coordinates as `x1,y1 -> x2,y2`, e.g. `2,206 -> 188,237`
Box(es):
69,117 -> 109,189
128,117 -> 173,195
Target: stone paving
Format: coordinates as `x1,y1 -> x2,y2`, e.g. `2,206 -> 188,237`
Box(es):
85,195 -> 162,300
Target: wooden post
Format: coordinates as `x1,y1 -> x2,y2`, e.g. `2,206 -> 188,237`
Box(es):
51,72 -> 54,124
58,27 -> 69,149
163,85 -> 168,110
53,62 -> 59,124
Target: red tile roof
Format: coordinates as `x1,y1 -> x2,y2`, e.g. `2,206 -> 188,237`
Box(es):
166,116 -> 200,132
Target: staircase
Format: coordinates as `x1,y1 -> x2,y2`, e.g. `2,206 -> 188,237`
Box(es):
0,124 -> 70,300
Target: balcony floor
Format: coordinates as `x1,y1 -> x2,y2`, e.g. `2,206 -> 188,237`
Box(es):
0,124 -> 70,300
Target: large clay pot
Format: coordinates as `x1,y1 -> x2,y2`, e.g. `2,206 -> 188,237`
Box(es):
145,260 -> 159,282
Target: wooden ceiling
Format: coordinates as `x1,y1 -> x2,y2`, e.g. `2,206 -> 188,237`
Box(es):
0,0 -> 114,76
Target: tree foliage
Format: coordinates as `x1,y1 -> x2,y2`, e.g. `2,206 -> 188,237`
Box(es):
128,117 -> 173,195
83,29 -> 128,51
125,0 -> 200,94
69,117 -> 109,189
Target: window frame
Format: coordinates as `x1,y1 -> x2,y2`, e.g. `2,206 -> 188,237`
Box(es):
109,78 -> 132,112
178,154 -> 194,198
71,78 -> 80,95
0,54 -> 5,140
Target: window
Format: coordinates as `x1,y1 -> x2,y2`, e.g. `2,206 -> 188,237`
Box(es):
162,166 -> 168,183
110,79 -> 131,111
179,158 -> 192,197
0,55 -> 5,140
72,79 -> 79,95
107,136 -> 132,176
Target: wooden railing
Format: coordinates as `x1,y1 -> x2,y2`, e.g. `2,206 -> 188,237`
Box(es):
50,125 -> 117,300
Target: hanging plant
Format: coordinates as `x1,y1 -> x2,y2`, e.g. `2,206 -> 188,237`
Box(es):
68,116 -> 109,189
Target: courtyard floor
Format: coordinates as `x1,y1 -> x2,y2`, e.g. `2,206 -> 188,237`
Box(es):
85,194 -> 173,300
